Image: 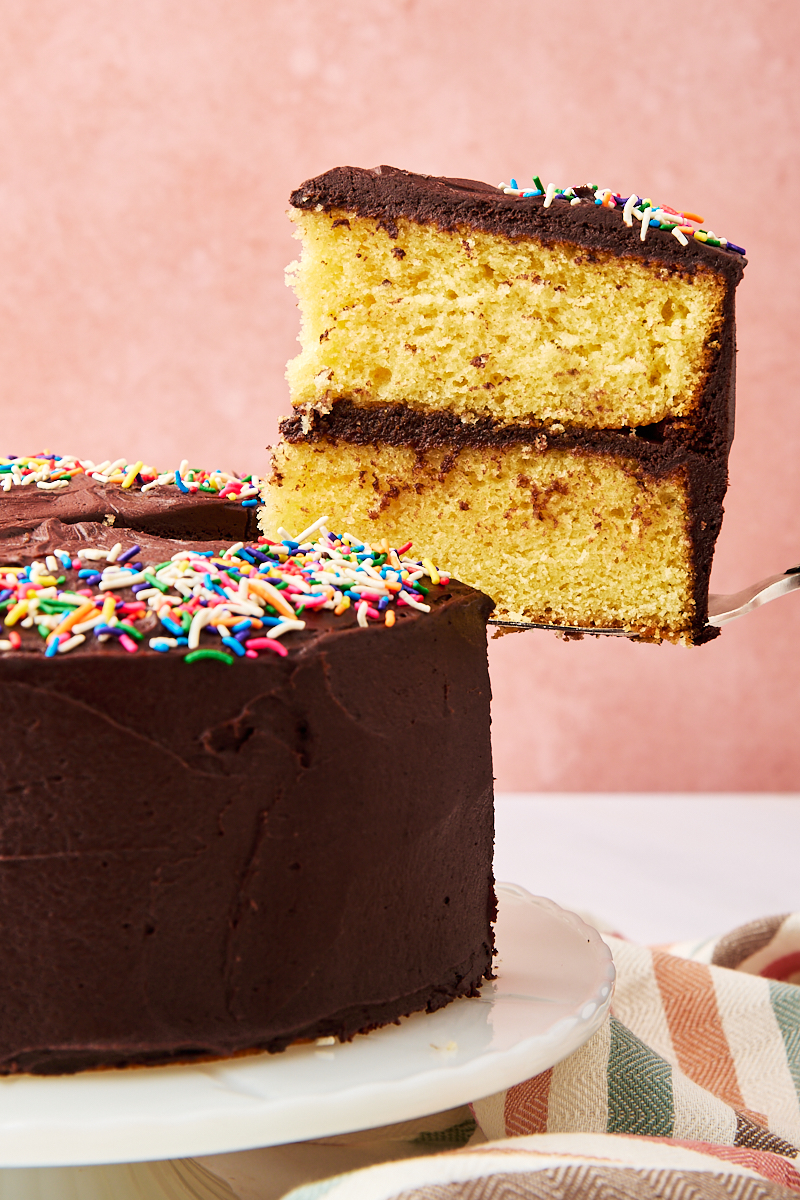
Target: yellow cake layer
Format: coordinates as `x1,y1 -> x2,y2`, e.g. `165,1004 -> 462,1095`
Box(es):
286,210 -> 726,431
262,440 -> 696,641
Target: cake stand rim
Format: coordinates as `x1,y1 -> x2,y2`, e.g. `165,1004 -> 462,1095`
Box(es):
0,885 -> 615,1168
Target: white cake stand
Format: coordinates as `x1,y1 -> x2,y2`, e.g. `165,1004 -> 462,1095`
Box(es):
0,886 -> 614,1199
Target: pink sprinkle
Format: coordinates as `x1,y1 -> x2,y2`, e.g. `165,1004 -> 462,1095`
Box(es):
359,590 -> 383,602
245,637 -> 288,657
71,559 -> 81,570
119,633 -> 138,653
366,605 -> 381,619
245,649 -> 258,658
77,588 -> 94,597
397,596 -> 409,606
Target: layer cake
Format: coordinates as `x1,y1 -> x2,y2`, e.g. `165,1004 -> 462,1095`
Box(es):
263,165 -> 747,644
0,479 -> 495,1074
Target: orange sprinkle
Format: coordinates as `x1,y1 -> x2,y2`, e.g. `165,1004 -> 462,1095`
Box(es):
334,596 -> 351,616
384,609 -> 396,627
53,600 -> 97,637
681,210 -> 704,224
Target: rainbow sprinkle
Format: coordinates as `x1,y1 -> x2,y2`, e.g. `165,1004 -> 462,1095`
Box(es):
0,453 -> 263,507
0,521 -> 449,660
496,178 -> 746,256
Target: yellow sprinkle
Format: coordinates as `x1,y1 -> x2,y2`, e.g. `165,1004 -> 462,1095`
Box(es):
102,594 -> 116,621
121,460 -> 143,490
31,574 -> 59,588
384,609 -> 396,627
4,600 -> 28,626
334,596 -> 351,616
422,557 -> 440,586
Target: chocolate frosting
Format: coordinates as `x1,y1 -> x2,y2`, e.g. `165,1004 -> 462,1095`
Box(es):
0,496 -> 496,1073
0,472 -> 259,542
290,165 -> 746,284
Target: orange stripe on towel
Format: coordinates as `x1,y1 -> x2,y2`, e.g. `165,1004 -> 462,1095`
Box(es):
652,951 -> 748,1112
504,1067 -> 552,1135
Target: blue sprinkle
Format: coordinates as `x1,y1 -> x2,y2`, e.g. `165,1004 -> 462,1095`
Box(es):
726,242 -> 746,255
378,596 -> 390,610
57,552 -> 72,569
231,619 -> 253,633
241,498 -> 258,508
0,588 -> 12,603
221,636 -> 245,657
234,548 -> 256,564
160,616 -> 183,637
281,540 -> 300,552
151,640 -> 171,653
174,472 -> 189,494
45,637 -> 60,657
649,218 -> 660,227
79,571 -> 102,585
510,177 -> 518,190
259,616 -> 284,628
176,636 -> 189,646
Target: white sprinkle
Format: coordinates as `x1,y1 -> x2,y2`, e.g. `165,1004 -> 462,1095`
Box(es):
316,1036 -> 336,1047
58,633 -> 86,654
106,542 -> 123,563
226,542 -> 244,558
672,227 -> 689,247
72,614 -> 105,635
356,600 -> 369,628
179,459 -> 189,475
570,196 -> 581,206
108,458 -> 127,472
98,571 -> 147,590
294,515 -> 329,544
543,183 -> 557,208
266,619 -> 306,639
623,194 -> 639,227
150,637 -> 178,649
0,639 -> 12,650
45,556 -> 59,573
188,607 -> 216,649
36,479 -> 69,490
1,477 -> 10,492
78,548 -> 109,561
639,207 -> 651,242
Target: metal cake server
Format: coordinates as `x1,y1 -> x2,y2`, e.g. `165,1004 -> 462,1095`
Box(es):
487,564 -> 800,636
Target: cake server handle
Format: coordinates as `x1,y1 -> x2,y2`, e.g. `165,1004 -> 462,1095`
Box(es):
706,565 -> 800,626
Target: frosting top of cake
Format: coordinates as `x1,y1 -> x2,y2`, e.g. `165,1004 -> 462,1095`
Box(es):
290,165 -> 746,283
0,516 -> 475,662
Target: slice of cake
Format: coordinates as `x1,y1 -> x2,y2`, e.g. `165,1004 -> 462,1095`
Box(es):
0,475 -> 495,1073
262,165 -> 747,644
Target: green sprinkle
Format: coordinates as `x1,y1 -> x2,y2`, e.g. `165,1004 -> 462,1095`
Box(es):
180,612 -> 192,633
37,624 -> 50,638
143,570 -> 170,594
116,622 -> 143,641
185,649 -> 234,665
414,583 -> 429,595
532,175 -> 543,193
38,599 -> 78,613
225,567 -> 243,581
295,603 -> 306,616
153,560 -> 173,571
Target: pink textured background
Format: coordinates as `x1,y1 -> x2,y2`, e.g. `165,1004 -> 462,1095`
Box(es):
2,1 -> 798,790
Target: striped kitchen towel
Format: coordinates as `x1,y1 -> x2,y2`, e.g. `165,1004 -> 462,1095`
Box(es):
278,914 -> 800,1200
